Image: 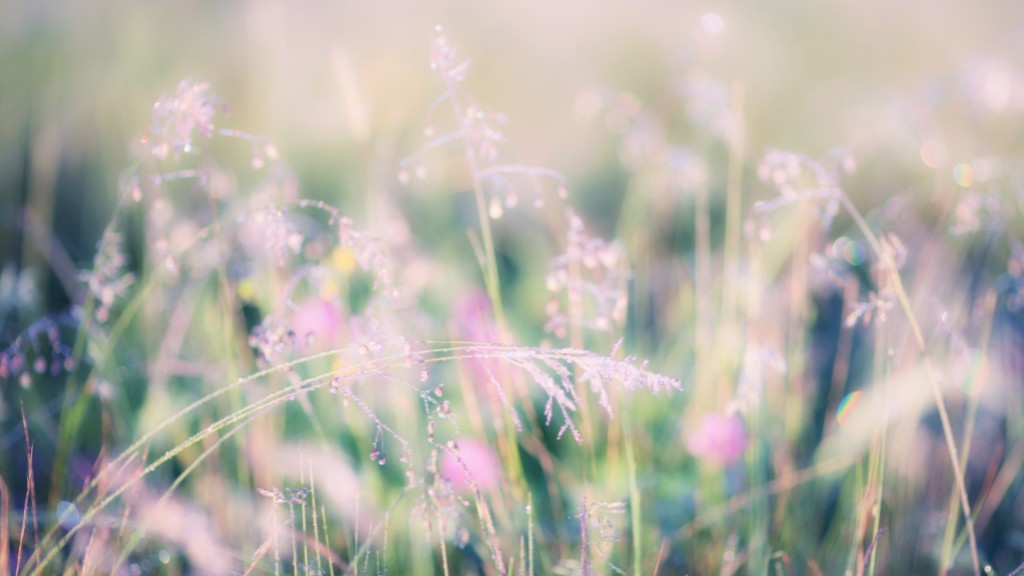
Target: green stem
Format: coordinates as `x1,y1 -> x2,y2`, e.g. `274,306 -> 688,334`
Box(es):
838,194 -> 980,576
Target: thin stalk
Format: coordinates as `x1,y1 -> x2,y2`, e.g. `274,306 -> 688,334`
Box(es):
310,459 -> 324,576
528,492 -> 534,576
694,176 -> 713,402
444,87 -> 507,336
721,81 -> 745,325
866,324 -> 889,576
838,194 -> 980,576
625,423 -> 641,576
436,504 -> 451,576
322,504 -> 336,576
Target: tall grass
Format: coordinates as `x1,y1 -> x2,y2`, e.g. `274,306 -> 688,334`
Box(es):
3,21 -> 1024,576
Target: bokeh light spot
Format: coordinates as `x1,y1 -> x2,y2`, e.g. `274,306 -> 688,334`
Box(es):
953,163 -> 974,187
701,12 -> 725,35
920,139 -> 947,169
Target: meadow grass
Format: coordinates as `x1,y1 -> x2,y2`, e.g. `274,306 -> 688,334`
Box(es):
2,23 -> 1024,576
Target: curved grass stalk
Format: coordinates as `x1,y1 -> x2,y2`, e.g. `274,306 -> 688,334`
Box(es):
26,344 -> 420,573
48,196 -> 350,503
27,341 -> 678,574
111,413 -> 250,572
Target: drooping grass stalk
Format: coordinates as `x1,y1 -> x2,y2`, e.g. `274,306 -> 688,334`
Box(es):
45,196 -> 327,509
112,414 -> 250,572
28,340 -> 673,574
837,193 -> 981,576
433,33 -> 539,511
28,347 -> 404,573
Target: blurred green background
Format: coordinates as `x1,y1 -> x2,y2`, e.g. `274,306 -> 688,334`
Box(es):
3,0 -> 1024,301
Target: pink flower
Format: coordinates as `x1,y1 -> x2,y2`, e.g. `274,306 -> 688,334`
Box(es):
439,439 -> 502,492
687,413 -> 747,467
454,289 -> 499,343
290,297 -> 345,352
453,289 -> 502,389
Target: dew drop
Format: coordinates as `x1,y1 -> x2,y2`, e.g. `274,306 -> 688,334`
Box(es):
378,454 -> 387,466
369,449 -> 380,462
415,165 -> 427,180
545,273 -> 560,292
488,196 -> 504,220
398,170 -> 411,185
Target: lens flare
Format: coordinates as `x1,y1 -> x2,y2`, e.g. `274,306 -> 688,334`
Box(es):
836,390 -> 863,428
